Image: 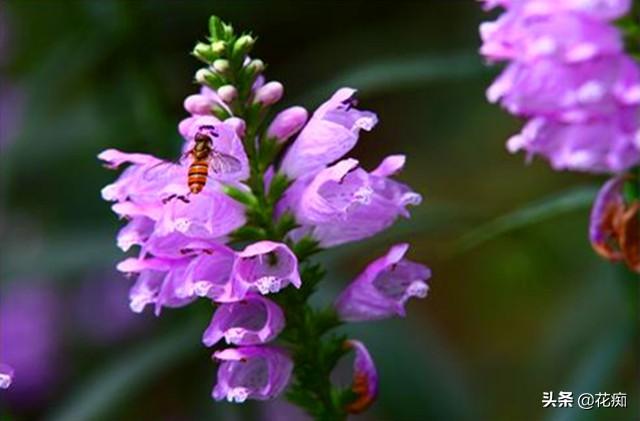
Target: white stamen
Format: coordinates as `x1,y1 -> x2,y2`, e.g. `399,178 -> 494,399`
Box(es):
255,276 -> 281,294
224,328 -> 245,344
353,185 -> 373,205
129,295 -> 152,313
194,281 -> 213,297
227,387 -> 249,403
407,281 -> 429,298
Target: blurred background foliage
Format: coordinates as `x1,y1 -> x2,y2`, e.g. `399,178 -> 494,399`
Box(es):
0,1 -> 637,420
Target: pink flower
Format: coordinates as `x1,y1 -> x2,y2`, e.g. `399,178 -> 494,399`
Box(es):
231,241 -> 301,296
480,0 -> 640,173
280,88 -> 378,179
213,346 -> 293,402
203,294 -> 285,346
335,244 -> 431,321
282,156 -> 421,247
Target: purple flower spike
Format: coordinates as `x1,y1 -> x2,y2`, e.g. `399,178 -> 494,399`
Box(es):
280,88 -> 378,179
480,0 -> 640,173
232,241 -> 301,297
335,244 -> 431,321
343,340 -> 378,414
213,346 -> 293,403
267,106 -> 308,143
0,363 -> 14,389
203,294 -> 285,346
284,156 -> 421,247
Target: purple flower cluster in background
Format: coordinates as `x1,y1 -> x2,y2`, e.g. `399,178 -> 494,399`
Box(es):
480,0 -> 640,173
100,16 -> 431,413
0,283 -> 62,404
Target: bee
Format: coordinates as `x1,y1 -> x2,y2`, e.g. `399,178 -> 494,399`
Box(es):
149,125 -> 242,204
187,125 -> 242,194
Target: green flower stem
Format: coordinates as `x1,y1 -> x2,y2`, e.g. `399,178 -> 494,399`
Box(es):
195,17 -> 353,418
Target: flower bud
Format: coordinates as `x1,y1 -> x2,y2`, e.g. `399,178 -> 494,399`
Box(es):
212,59 -> 230,75
267,106 -> 308,143
217,85 -> 238,103
184,94 -> 211,115
195,68 -> 224,88
253,81 -> 284,106
211,40 -> 226,55
232,35 -> 255,59
244,59 -> 265,79
195,68 -> 212,84
193,42 -> 215,62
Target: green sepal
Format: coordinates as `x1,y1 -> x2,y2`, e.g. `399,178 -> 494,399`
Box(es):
222,185 -> 258,207
293,236 -> 322,261
208,16 -> 225,41
267,171 -> 291,204
231,34 -> 255,63
274,212 -> 299,238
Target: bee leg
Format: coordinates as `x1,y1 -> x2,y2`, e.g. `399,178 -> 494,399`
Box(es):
162,194 -> 177,204
177,194 -> 190,203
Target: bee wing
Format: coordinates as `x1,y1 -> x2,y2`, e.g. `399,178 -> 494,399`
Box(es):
210,150 -> 242,174
141,150 -> 192,180
142,160 -> 179,181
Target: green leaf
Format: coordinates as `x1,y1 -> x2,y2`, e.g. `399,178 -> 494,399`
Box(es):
452,185 -> 598,254
48,318 -> 203,421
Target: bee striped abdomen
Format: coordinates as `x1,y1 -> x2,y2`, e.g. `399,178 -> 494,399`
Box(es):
188,160 -> 209,194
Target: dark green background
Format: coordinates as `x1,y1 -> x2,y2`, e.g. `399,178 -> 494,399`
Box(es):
1,1 -> 638,420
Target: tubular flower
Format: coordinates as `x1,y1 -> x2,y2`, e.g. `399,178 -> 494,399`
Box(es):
480,0 -> 640,173
231,241 -> 301,296
203,294 -> 285,346
280,88 -> 378,179
342,340 -> 378,414
589,175 -> 640,272
335,243 -> 431,321
283,156 -> 421,247
212,346 -> 293,403
117,256 -> 197,314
